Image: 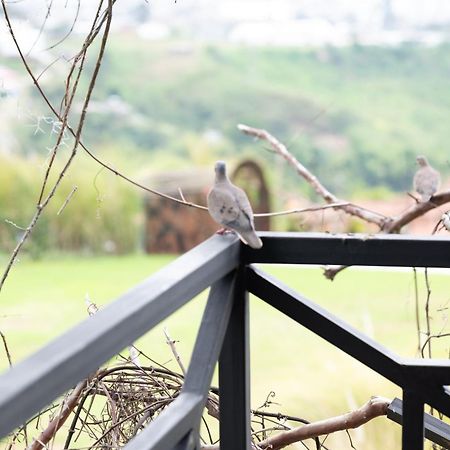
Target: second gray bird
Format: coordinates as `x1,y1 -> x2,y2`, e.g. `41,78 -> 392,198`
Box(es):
413,155 -> 440,202
207,161 -> 263,249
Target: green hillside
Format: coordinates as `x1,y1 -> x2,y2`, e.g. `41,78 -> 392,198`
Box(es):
3,40 -> 450,254
83,40 -> 450,194
14,40 -> 449,195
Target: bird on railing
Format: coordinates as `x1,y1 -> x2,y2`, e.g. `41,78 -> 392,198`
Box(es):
413,155 -> 440,202
207,160 -> 263,249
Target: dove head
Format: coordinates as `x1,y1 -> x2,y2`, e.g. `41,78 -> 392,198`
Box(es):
416,155 -> 428,167
214,161 -> 228,181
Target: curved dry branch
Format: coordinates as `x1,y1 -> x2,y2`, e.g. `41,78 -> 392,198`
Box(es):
202,397 -> 390,450
238,123 -> 387,227
239,123 -> 450,281
239,123 -> 450,234
382,191 -> 450,233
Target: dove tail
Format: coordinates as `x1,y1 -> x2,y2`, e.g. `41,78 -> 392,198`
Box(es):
238,231 -> 263,249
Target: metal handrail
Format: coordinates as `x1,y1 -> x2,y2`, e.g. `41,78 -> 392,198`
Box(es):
0,232 -> 449,450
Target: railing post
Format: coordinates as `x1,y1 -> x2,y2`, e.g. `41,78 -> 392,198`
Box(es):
402,389 -> 424,450
219,269 -> 251,450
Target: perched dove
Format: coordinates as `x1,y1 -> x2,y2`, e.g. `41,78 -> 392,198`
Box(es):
413,155 -> 440,202
207,161 -> 263,249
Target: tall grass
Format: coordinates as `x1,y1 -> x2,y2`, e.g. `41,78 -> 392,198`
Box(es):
0,153 -> 142,256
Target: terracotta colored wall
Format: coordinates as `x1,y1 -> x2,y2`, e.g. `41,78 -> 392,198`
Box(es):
145,194 -> 218,253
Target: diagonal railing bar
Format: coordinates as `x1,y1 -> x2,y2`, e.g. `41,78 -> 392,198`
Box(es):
243,232 -> 450,267
248,265 -> 450,419
247,265 -> 403,381
2,232 -> 450,449
219,268 -> 251,450
183,272 -> 236,395
0,234 -> 240,438
173,431 -> 196,450
123,392 -> 202,450
124,271 -> 237,450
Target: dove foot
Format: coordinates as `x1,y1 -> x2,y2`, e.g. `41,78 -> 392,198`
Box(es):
216,228 -> 234,235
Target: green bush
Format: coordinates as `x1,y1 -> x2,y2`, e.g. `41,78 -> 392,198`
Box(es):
0,154 -> 142,256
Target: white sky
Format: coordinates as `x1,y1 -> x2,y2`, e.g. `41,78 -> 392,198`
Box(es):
5,0 -> 450,25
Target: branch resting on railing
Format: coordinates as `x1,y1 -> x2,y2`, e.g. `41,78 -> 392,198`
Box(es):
202,396 -> 390,450
238,123 -> 450,280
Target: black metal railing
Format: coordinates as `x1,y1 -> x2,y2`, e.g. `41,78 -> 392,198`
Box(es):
1,232 -> 450,450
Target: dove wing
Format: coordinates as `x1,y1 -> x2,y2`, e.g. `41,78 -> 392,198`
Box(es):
207,186 -> 241,227
231,185 -> 255,228
414,167 -> 440,198
207,184 -> 254,231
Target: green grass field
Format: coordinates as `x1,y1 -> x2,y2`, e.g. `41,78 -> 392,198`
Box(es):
0,254 -> 449,449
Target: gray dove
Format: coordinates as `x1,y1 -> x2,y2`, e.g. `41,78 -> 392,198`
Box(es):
413,155 -> 440,202
207,161 -> 263,249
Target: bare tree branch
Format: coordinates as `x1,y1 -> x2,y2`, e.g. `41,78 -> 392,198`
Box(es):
203,397 -> 389,450
239,123 -> 450,234
0,0 -> 113,294
382,194 -> 450,233
163,328 -> 186,376
27,378 -> 90,450
239,123 -> 450,281
238,123 -> 387,227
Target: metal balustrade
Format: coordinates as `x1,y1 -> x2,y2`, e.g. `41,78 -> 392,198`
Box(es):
1,232 -> 449,449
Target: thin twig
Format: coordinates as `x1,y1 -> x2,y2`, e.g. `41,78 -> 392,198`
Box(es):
413,267 -> 422,354
4,219 -> 27,231
424,268 -> 432,359
57,186 -> 78,216
163,328 -> 186,376
178,187 -> 187,202
254,202 -> 349,218
0,330 -> 12,367
421,333 -> 450,357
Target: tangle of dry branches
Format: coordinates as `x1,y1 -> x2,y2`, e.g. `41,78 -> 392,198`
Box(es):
20,355 -> 390,450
